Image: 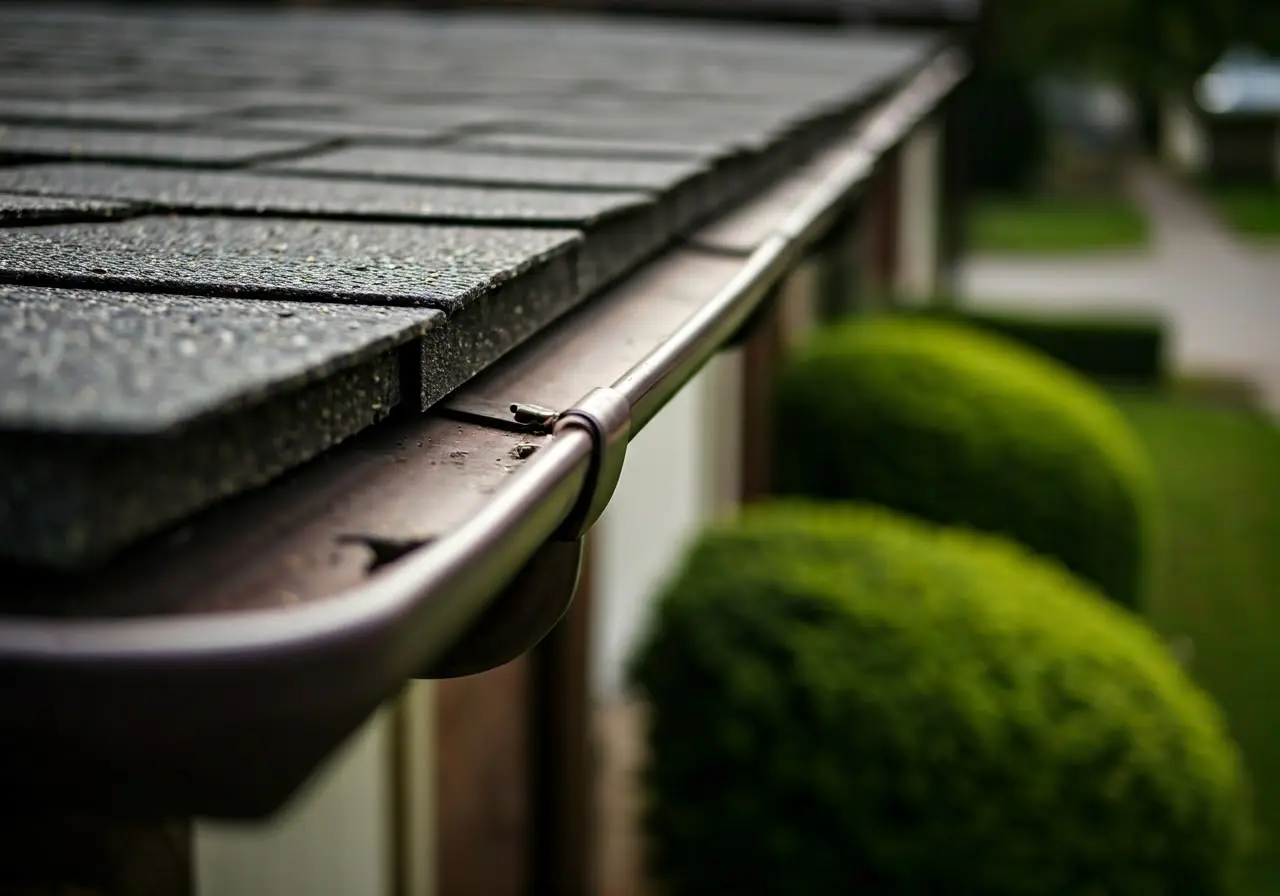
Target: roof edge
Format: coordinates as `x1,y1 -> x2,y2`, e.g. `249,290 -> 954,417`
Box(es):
0,47 -> 970,818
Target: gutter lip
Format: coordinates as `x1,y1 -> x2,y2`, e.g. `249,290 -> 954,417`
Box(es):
622,47 -> 967,431
0,47 -> 969,814
0,429 -> 595,661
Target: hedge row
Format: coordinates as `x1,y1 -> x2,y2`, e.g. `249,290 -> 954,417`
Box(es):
903,306 -> 1168,385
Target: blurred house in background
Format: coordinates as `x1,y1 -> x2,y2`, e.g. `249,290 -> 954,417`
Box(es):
1192,47 -> 1280,183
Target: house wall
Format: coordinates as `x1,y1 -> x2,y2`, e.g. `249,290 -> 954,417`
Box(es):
194,684 -> 439,896
194,708 -> 399,896
592,349 -> 745,702
592,261 -> 822,896
896,121 -> 942,302
398,681 -> 440,896
591,251 -> 829,702
188,131 -> 916,896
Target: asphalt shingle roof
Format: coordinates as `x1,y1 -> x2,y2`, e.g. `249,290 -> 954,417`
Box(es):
0,5 -> 940,566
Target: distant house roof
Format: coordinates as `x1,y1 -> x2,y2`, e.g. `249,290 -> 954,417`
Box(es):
1197,46 -> 1280,116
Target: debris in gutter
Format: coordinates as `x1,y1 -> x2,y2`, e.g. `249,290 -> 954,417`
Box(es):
337,534 -> 435,572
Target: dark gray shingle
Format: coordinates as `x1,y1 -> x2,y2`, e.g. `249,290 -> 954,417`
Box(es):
0,125 -> 329,166
0,215 -> 581,312
0,191 -> 134,223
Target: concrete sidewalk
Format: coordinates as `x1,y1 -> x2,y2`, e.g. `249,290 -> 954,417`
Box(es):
961,164 -> 1280,413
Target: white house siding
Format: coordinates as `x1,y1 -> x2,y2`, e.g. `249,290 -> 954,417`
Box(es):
194,702 -> 405,896
593,265 -> 823,896
592,349 -> 744,701
395,681 -> 439,896
592,257 -> 826,701
896,121 -> 942,302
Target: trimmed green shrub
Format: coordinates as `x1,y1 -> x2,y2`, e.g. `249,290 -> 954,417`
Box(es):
631,502 -> 1251,896
904,307 -> 1168,385
773,316 -> 1155,606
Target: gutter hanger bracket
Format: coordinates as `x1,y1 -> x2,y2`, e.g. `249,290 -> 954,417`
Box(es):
438,399 -> 560,434
421,388 -> 627,678
552,387 -> 630,540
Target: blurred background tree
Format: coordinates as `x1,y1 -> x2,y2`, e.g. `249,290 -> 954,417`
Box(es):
986,0 -> 1237,91
966,0 -> 1280,194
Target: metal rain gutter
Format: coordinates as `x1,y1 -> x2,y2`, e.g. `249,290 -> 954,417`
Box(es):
0,48 -> 968,818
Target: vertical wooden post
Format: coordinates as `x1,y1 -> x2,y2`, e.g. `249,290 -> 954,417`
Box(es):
939,100 -> 967,301
435,661 -> 532,896
530,543 -> 596,896
738,258 -> 824,506
813,217 -> 857,322
393,682 -> 437,896
895,121 -> 943,303
739,286 -> 783,506
858,150 -> 902,305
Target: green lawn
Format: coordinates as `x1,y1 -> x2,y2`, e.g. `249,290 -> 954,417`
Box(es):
1114,392 -> 1280,892
970,196 -> 1149,254
1209,187 -> 1280,241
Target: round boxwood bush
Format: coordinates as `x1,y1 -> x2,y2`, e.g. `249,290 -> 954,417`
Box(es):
631,503 -> 1250,896
773,316 -> 1155,606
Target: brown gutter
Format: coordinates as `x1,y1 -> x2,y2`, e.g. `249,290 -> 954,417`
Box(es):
0,48 -> 968,818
